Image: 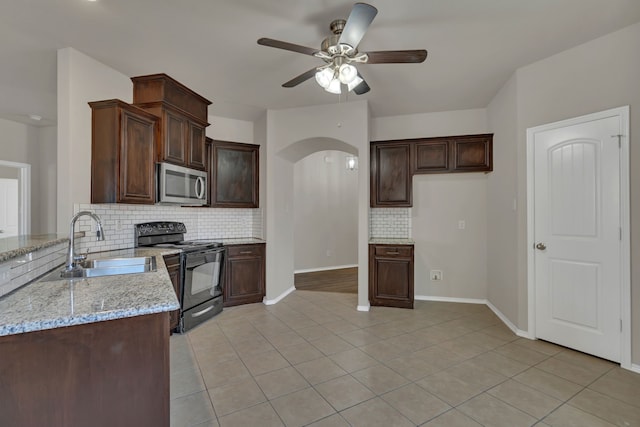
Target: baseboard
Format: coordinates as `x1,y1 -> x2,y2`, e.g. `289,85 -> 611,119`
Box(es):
263,286 -> 296,305
357,305 -> 370,312
630,364 -> 640,374
485,300 -> 532,339
414,295 -> 487,305
294,264 -> 358,274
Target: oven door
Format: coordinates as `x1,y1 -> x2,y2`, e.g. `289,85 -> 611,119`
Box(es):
181,248 -> 225,310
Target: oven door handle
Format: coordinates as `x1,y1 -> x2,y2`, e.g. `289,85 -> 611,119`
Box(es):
195,177 -> 206,200
190,304 -> 215,318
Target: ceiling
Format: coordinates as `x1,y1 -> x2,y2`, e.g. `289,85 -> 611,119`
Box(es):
1,0 -> 640,126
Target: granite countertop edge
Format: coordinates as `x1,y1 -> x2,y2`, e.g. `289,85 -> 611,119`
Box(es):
369,237 -> 415,245
0,247 -> 181,337
0,236 -> 69,263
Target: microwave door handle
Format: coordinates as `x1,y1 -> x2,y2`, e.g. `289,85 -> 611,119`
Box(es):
195,177 -> 205,199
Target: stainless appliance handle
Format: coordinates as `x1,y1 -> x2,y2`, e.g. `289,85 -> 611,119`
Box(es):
195,176 -> 205,199
191,304 -> 215,318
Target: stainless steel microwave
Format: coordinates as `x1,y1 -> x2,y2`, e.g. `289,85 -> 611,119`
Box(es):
157,162 -> 207,205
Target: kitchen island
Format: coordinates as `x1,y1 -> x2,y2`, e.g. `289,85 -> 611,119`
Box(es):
0,242 -> 180,427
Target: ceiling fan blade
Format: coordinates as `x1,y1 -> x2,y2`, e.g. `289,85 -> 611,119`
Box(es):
282,68 -> 318,88
338,3 -> 378,49
257,38 -> 319,56
352,73 -> 370,95
366,50 -> 428,64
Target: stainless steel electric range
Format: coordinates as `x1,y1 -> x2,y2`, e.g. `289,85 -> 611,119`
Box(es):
134,221 -> 225,332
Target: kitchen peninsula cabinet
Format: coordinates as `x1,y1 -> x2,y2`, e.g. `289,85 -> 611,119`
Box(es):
209,140 -> 259,208
0,312 -> 170,427
223,243 -> 265,306
369,243 -> 414,309
370,141 -> 412,207
163,254 -> 181,332
132,73 -> 211,171
89,99 -> 158,204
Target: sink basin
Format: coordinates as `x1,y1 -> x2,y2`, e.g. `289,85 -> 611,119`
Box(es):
40,256 -> 157,281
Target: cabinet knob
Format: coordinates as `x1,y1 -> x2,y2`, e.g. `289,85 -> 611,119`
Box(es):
535,243 -> 547,250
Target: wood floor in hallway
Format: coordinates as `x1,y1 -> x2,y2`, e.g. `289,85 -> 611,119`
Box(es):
294,267 -> 358,294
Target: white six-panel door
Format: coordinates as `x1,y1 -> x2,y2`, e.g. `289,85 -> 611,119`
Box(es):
532,114 -> 622,362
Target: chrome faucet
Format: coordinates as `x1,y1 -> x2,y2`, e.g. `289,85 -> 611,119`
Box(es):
64,211 -> 105,274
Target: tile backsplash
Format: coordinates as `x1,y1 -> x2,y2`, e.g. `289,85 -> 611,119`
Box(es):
369,208 -> 412,238
74,204 -> 263,254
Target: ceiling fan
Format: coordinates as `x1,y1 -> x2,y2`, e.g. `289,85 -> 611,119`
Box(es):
257,2 -> 427,95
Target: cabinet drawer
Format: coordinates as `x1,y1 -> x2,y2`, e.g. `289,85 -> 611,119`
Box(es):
374,246 -> 413,257
227,244 -> 264,258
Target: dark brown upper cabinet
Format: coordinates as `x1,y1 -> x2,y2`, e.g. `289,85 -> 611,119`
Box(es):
209,139 -> 259,208
372,133 -> 493,207
370,142 -> 412,207
89,99 -> 158,204
412,134 -> 493,174
131,74 -> 211,171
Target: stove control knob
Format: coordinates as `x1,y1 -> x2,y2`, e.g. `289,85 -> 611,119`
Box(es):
178,224 -> 186,232
169,224 -> 174,230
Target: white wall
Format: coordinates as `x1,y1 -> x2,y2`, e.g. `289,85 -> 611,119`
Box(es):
486,22 -> 640,363
266,101 -> 369,307
0,118 -> 56,234
293,150 -> 358,271
207,116 -> 254,144
371,109 -> 490,300
57,47 -> 132,233
486,74 -> 519,325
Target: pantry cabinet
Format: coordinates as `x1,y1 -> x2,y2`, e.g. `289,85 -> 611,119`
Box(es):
89,99 -> 158,204
369,244 -> 414,309
223,243 -> 265,307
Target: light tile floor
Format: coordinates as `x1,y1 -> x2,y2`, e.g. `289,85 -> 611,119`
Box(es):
169,291 -> 640,427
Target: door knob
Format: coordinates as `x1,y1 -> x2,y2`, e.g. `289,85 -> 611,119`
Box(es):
536,243 -> 546,250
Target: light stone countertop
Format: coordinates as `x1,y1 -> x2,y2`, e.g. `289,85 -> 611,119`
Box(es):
369,238 -> 415,245
0,234 -> 69,263
0,247 -> 181,337
216,237 -> 265,245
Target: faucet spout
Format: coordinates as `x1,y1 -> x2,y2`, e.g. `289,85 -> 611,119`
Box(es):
64,211 -> 105,273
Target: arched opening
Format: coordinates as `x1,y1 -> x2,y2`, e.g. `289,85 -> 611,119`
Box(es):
280,137 -> 359,294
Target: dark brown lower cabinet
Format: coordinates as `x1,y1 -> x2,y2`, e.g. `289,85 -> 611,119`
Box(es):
163,254 -> 181,332
369,244 -> 414,309
223,243 -> 265,307
0,312 -> 170,427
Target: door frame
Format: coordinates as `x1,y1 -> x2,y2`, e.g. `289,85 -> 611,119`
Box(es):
526,106 -> 630,369
0,160 -> 30,235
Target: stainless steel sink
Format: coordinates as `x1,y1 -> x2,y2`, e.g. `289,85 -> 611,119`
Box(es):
40,256 -> 157,281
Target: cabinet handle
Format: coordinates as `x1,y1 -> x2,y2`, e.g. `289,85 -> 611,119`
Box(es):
239,251 -> 253,254
386,251 -> 400,255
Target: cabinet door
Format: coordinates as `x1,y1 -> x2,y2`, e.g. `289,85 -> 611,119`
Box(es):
370,142 -> 412,207
188,121 -> 206,170
369,245 -> 414,309
163,254 -> 181,332
224,244 -> 265,307
413,139 -> 449,174
119,109 -> 156,204
163,109 -> 187,166
210,141 -> 259,208
452,136 -> 492,172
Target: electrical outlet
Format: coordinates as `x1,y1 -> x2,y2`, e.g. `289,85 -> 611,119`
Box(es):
326,249 -> 332,257
430,270 -> 443,281
458,220 -> 466,230
115,220 -> 122,231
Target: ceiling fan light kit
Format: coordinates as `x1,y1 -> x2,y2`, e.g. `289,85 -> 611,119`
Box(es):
257,2 -> 428,96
